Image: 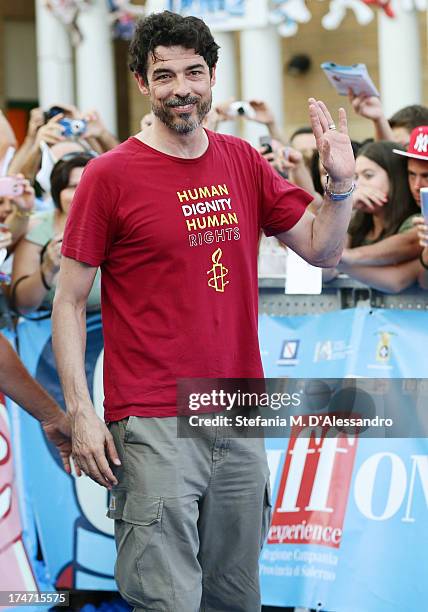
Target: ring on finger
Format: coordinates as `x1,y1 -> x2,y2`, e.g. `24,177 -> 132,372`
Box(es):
328,123 -> 336,130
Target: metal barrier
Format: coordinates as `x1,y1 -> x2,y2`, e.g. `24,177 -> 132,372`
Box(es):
2,277 -> 427,328
258,275 -> 428,316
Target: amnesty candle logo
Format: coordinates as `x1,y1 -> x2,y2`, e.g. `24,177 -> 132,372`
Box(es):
207,248 -> 229,292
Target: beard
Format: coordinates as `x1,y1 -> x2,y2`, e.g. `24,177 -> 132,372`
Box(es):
151,93 -> 212,134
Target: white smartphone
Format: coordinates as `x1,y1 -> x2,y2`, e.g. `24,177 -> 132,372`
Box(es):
420,188 -> 428,220
321,62 -> 379,97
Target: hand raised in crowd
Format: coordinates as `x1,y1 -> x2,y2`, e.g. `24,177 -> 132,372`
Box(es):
82,109 -> 107,139
353,184 -> 388,213
41,233 -> 63,279
247,99 -> 276,125
70,406 -> 121,489
213,97 -> 237,122
308,98 -> 355,183
35,113 -> 65,147
348,89 -> 384,121
259,141 -> 300,174
9,174 -> 35,214
278,146 -> 304,170
27,107 -> 45,140
41,411 -> 77,475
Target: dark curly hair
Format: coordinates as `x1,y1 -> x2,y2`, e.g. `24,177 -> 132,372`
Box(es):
129,11 -> 220,84
50,153 -> 93,211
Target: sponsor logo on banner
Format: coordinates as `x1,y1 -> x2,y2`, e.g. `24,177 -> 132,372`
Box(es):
313,339 -> 352,362
277,340 -> 300,365
268,423 -> 358,549
376,331 -> 392,362
314,340 -> 333,361
368,330 -> 396,370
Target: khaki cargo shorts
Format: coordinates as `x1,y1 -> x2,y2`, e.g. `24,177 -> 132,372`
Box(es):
107,416 -> 272,612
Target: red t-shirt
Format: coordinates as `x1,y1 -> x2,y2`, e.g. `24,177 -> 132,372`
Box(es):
62,131 -> 312,420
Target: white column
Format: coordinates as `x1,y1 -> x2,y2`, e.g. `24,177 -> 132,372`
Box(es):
35,0 -> 75,107
212,31 -> 239,136
240,26 -> 284,145
76,0 -> 117,135
377,2 -> 421,117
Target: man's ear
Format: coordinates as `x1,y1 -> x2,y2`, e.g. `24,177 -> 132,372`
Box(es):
210,64 -> 217,88
135,73 -> 150,95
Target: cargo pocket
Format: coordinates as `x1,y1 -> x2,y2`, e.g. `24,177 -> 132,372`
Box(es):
261,479 -> 273,549
108,490 -> 170,610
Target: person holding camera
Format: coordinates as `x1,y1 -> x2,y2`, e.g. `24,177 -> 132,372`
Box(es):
9,104 -> 118,182
52,11 -> 355,612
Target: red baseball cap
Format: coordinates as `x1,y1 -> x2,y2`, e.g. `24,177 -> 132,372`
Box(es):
393,126 -> 428,161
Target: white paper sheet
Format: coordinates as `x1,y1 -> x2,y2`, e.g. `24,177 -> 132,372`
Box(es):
285,249 -> 322,294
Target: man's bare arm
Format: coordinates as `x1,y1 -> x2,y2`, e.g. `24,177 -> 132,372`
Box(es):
52,256 -> 120,488
0,334 -> 73,472
276,100 -> 354,267
277,196 -> 352,268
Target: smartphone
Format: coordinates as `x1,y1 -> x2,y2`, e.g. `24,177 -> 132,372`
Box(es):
0,177 -> 24,198
259,136 -> 273,154
420,188 -> 428,220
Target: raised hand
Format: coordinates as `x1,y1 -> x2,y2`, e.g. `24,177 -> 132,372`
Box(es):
348,90 -> 384,121
9,175 -> 35,213
248,99 -> 276,125
308,98 -> 355,183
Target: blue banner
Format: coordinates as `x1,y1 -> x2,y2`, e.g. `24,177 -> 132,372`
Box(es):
259,308 -> 428,612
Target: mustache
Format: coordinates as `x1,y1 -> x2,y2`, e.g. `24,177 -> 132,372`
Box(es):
165,96 -> 199,108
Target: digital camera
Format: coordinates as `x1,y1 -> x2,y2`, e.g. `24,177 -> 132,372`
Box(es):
59,118 -> 87,137
228,101 -> 256,120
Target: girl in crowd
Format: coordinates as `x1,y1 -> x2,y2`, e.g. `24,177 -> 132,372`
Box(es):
348,141 -> 419,246
325,141 -> 424,292
11,153 -> 101,314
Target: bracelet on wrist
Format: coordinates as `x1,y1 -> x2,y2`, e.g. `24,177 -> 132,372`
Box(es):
40,267 -> 52,291
419,251 -> 428,270
324,174 -> 355,202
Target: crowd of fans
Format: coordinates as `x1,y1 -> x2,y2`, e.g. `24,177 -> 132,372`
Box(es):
204,92 -> 428,293
1,92 -> 428,322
